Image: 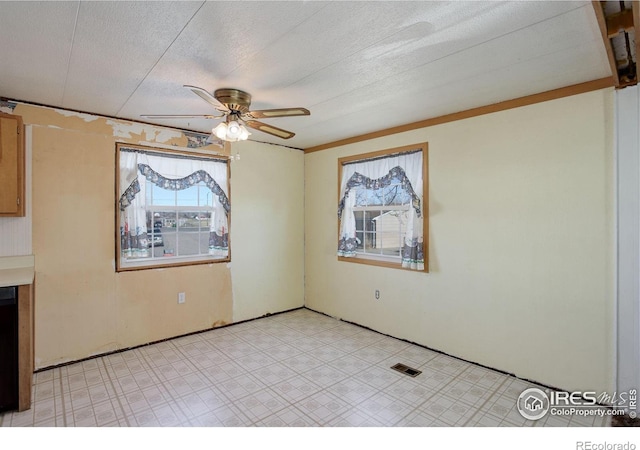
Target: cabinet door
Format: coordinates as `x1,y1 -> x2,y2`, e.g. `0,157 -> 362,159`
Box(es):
0,113 -> 24,216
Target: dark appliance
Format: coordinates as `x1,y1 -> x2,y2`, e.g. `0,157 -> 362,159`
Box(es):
0,286 -> 18,412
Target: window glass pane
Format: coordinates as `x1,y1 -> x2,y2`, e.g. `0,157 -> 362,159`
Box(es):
354,210 -> 364,232
354,185 -> 371,207
176,184 -> 200,207
152,211 -> 176,229
353,210 -> 364,249
199,186 -> 214,207
374,210 -> 407,256
365,210 -> 382,254
150,183 -> 175,206
150,211 -> 176,257
200,231 -> 211,254
382,177 -> 412,206
367,189 -> 385,207
177,212 -> 200,230
363,232 -> 377,253
198,211 -> 211,231
149,232 -> 164,257
160,230 -> 176,257
177,212 -> 200,257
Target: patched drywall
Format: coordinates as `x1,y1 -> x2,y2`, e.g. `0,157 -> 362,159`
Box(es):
304,89 -> 615,394
7,102 -> 303,368
14,103 -> 218,151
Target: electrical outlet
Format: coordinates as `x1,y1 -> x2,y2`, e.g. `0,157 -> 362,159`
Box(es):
375,290 -> 380,300
178,292 -> 186,304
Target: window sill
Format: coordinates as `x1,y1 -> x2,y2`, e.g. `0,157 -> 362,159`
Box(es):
116,255 -> 230,272
338,256 -> 428,272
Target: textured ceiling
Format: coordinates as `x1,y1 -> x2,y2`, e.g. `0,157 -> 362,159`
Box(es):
0,1 -> 611,149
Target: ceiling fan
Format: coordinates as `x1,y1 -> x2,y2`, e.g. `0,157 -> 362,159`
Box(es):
141,85 -> 310,141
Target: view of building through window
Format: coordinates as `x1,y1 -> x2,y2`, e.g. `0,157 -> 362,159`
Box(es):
352,175 -> 412,258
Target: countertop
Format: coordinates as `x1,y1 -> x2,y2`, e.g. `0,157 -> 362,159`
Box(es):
0,255 -> 34,287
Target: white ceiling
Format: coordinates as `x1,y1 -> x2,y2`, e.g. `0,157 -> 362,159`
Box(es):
0,1 -> 611,150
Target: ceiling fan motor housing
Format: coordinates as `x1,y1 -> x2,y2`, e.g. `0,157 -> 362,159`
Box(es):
214,88 -> 252,113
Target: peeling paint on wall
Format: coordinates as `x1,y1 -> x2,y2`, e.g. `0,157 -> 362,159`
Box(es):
19,104 -> 236,368
106,119 -> 183,142
5,100 -> 303,368
55,109 -> 100,122
7,99 -> 225,152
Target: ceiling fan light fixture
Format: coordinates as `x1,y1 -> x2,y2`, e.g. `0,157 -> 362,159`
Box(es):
213,122 -> 228,140
226,120 -> 242,139
239,126 -> 250,140
211,120 -> 250,142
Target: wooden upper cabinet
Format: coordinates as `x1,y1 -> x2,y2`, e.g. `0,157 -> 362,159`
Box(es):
0,113 -> 25,217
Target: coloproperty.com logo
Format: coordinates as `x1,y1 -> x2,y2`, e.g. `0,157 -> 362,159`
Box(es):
516,387 -> 637,421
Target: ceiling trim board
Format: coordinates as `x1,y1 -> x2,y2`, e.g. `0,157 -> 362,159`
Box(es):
304,77 -> 615,154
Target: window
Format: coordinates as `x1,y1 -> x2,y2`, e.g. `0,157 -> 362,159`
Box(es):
337,143 -> 428,271
116,143 -> 230,271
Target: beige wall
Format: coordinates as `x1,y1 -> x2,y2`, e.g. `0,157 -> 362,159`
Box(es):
304,89 -> 615,393
10,103 -> 303,369
4,89 -> 615,392
229,141 -> 305,322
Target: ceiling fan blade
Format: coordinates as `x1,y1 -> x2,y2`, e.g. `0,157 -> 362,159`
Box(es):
243,107 -> 310,119
140,114 -> 222,119
184,85 -> 229,112
244,120 -> 296,139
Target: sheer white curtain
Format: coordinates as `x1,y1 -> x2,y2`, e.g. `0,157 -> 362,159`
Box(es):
138,152 -> 230,257
119,151 -> 149,258
338,150 -> 424,270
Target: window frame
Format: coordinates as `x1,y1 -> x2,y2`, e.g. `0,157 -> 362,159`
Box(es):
337,143 -> 429,272
115,143 -> 231,272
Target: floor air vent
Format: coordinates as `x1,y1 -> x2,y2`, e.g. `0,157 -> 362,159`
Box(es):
391,363 -> 422,377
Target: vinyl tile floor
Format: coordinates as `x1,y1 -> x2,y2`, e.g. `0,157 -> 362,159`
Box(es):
0,308 -> 612,427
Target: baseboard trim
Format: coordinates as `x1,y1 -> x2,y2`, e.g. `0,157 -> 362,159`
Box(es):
302,306 -> 614,410
34,306 -> 304,373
